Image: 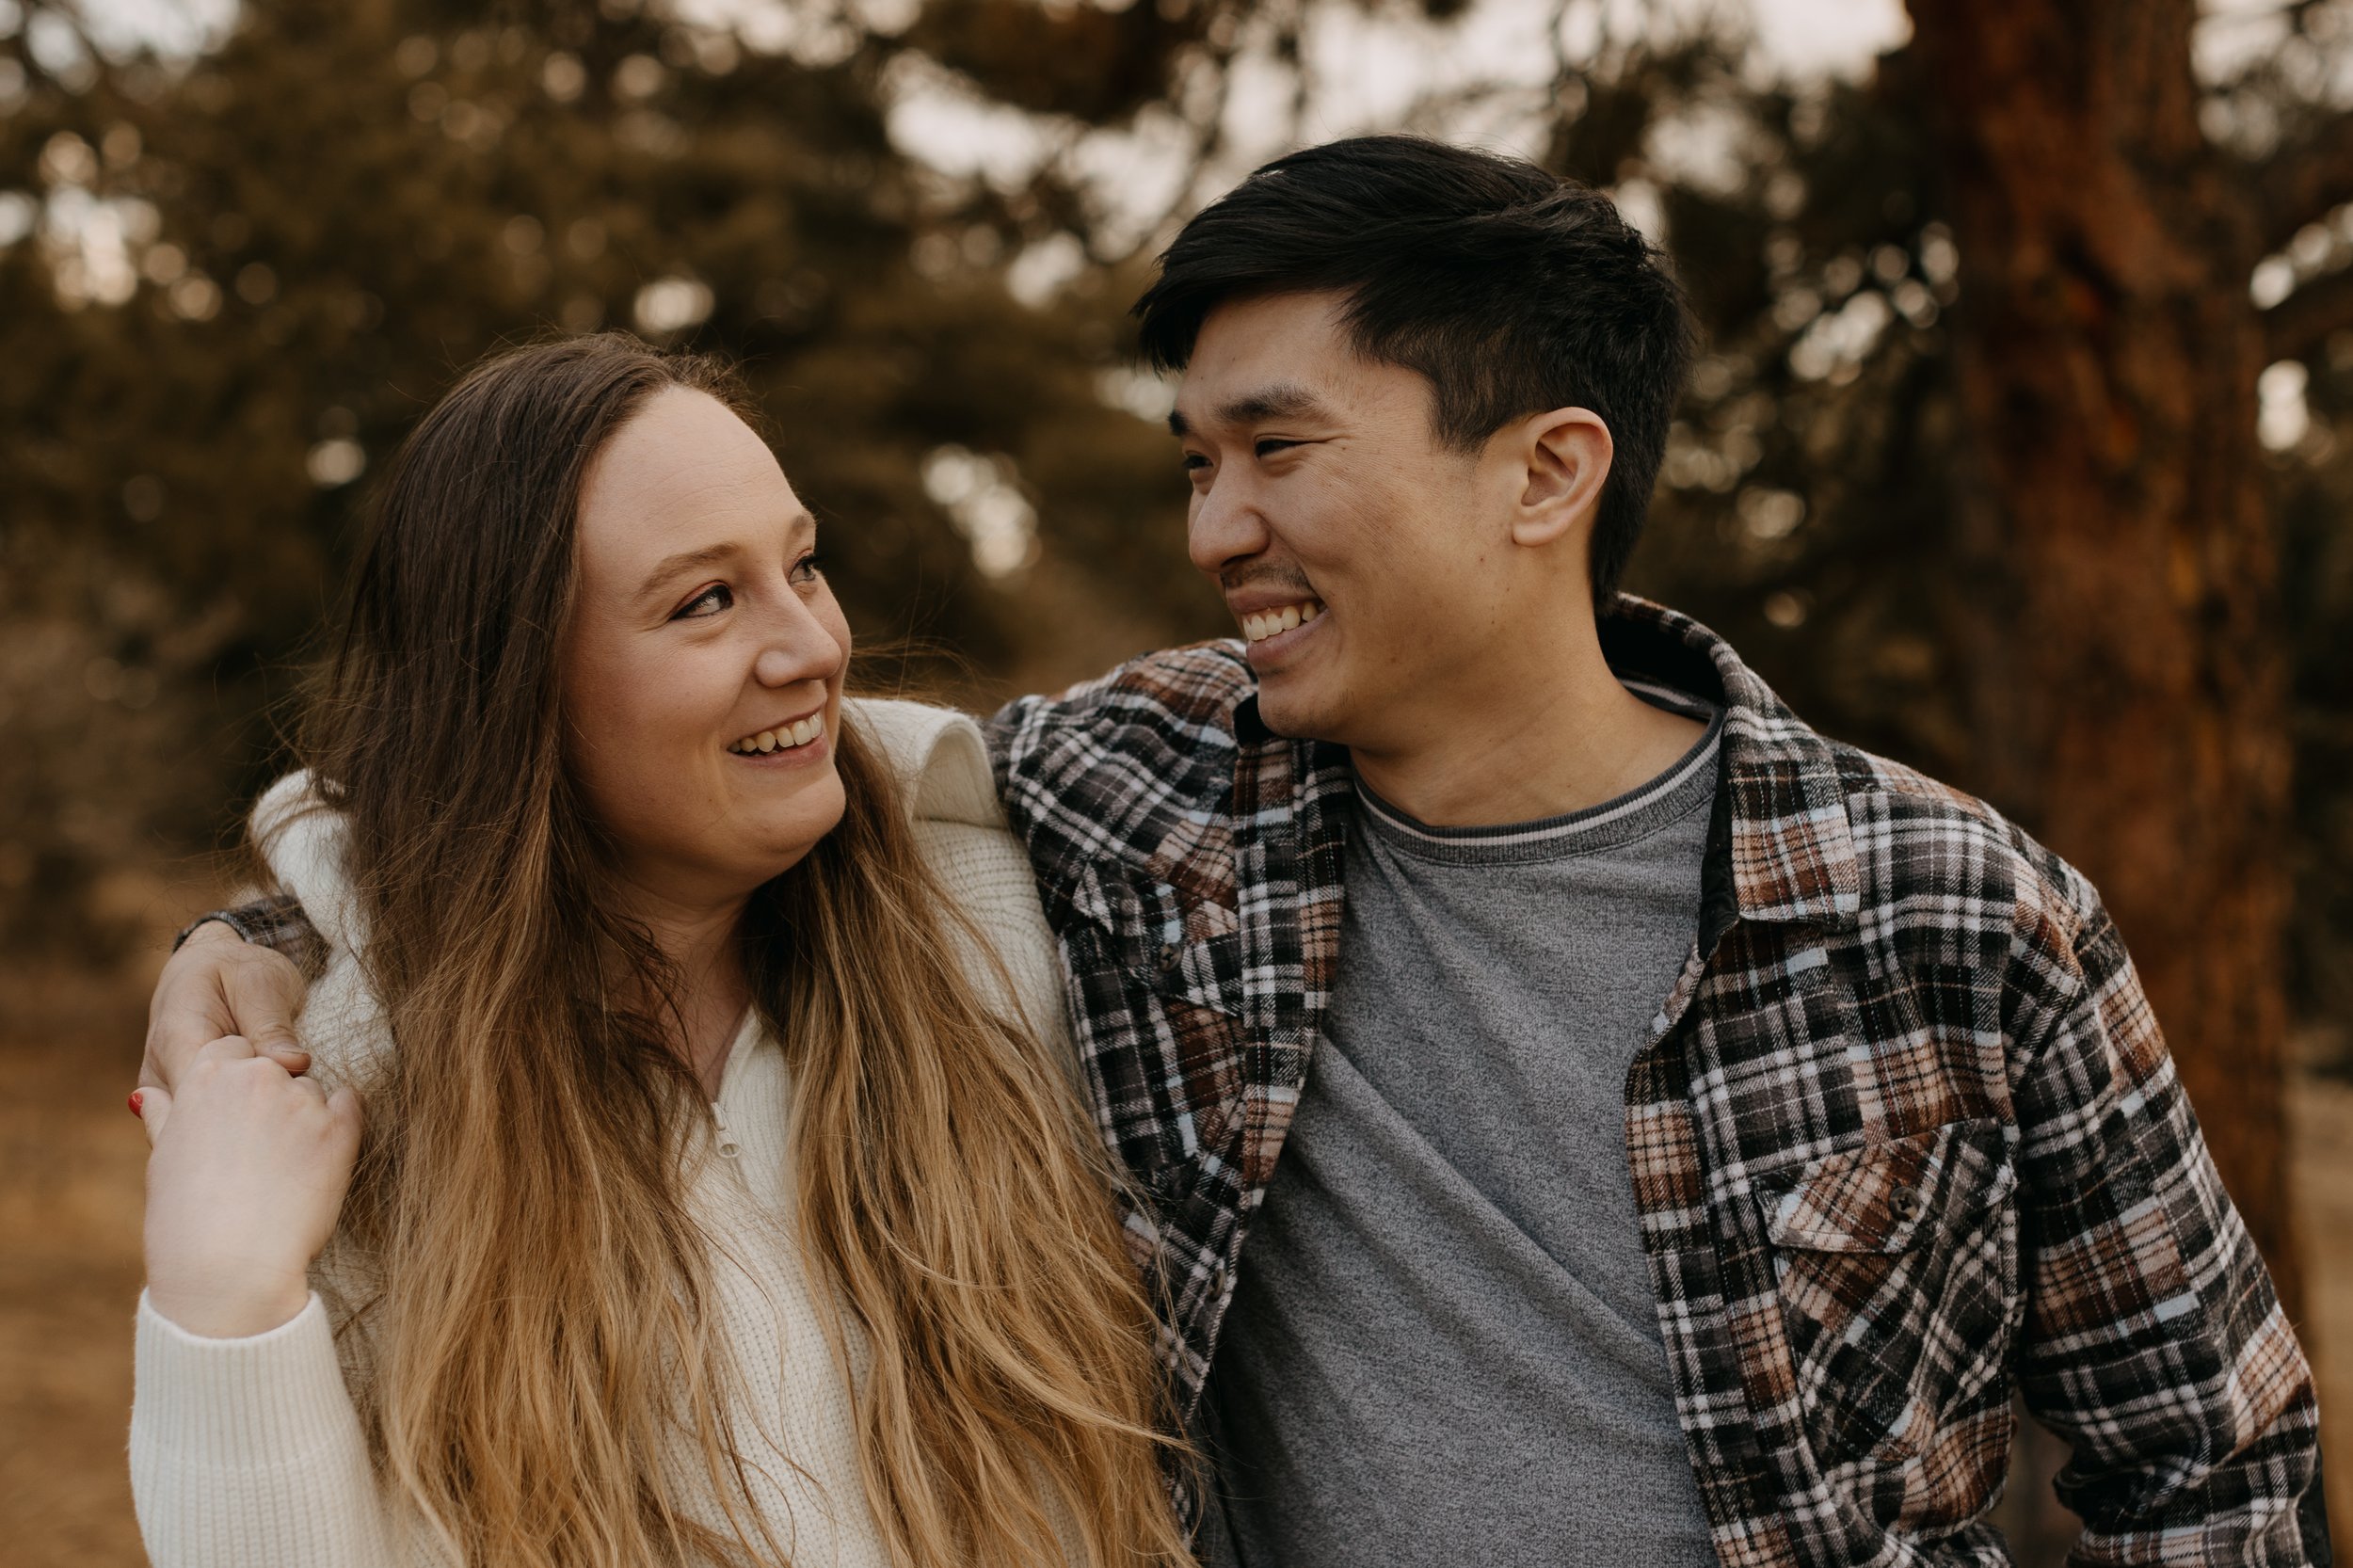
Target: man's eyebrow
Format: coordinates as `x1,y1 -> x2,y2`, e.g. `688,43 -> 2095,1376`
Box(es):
634,514 -> 816,599
1168,382 -> 1332,439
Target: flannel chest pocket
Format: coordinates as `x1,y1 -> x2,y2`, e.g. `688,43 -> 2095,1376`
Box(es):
1755,1117 -> 2019,1469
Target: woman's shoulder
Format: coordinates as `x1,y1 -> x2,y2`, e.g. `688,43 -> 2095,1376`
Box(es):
850,698 -> 1066,1048
844,697 -> 1003,831
913,813 -> 1069,1069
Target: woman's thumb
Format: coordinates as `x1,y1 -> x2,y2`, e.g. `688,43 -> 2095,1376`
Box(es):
132,1086 -> 171,1146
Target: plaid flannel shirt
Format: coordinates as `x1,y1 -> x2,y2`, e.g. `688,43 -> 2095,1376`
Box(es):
984,597 -> 2328,1566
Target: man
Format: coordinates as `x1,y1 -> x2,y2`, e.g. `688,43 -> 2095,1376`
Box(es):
148,137 -> 2327,1563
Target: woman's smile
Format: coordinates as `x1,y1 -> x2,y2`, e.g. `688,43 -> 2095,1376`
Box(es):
725,708 -> 828,760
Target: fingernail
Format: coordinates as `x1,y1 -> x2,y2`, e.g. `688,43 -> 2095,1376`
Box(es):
128,1090 -> 144,1118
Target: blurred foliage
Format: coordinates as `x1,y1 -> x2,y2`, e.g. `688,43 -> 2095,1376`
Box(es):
0,0 -> 2346,1070
0,0 -> 1230,953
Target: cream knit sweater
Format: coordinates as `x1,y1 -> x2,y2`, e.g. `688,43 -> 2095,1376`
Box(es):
129,699 -> 1074,1568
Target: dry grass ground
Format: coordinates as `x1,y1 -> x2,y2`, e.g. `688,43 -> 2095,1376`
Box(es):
2291,1068 -> 2353,1544
2,955 -> 2345,1565
1,968 -> 152,1565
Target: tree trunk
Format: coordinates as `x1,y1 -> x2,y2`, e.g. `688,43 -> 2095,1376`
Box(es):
1900,0 -> 2300,1322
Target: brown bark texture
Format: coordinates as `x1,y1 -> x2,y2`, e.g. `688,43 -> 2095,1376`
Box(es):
1901,0 -> 2302,1317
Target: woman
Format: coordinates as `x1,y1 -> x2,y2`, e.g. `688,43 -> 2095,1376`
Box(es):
129,335 -> 1191,1568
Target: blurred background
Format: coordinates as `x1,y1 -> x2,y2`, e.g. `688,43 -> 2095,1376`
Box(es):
1,0 -> 2346,1560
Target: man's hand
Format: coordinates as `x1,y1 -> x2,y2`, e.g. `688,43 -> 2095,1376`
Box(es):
142,921 -> 311,1093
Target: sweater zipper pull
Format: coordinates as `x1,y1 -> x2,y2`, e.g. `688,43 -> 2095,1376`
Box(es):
712,1102 -> 741,1160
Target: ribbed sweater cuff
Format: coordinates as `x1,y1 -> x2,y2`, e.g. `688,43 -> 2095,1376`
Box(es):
134,1289 -> 358,1470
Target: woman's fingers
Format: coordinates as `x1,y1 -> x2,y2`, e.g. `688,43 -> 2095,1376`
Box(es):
196,1032 -> 259,1063
133,1085 -> 170,1146
325,1086 -> 364,1161
138,1038 -> 324,1149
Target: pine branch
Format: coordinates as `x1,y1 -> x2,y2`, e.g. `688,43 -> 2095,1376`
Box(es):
2255,113 -> 2353,259
2264,264 -> 2353,363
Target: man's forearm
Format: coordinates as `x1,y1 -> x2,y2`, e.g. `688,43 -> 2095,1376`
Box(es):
2009,870 -> 2326,1561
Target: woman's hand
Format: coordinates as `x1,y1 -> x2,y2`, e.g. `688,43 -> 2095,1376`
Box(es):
137,1035 -> 362,1339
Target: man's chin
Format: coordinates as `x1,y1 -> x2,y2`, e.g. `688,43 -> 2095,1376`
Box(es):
1249,676 -> 1342,744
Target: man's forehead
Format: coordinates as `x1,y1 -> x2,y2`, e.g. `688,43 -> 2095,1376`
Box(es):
1170,291 -> 1399,433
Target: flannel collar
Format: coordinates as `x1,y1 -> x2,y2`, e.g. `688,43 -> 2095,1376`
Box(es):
1233,595 -> 1862,941
1599,598 -> 1863,938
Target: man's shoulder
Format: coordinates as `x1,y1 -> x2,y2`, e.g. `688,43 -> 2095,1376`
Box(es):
1608,595 -> 2096,947
1813,734 -> 2098,952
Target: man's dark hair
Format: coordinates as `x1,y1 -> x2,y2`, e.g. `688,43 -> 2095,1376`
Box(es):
1133,136 -> 1694,606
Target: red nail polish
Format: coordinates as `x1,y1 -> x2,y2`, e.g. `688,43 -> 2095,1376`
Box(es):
128,1090 -> 144,1118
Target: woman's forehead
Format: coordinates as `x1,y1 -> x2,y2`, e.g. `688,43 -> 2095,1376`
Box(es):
577,389 -> 800,564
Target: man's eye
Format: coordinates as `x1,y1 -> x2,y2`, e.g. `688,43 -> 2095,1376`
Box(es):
1182,453 -> 1211,473
674,584 -> 733,618
1255,439 -> 1301,458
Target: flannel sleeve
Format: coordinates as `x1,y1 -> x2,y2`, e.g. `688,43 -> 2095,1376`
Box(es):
2005,857 -> 2329,1564
176,893 -> 329,980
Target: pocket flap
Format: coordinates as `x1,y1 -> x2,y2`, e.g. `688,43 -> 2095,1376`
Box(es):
1759,1118 -> 2015,1255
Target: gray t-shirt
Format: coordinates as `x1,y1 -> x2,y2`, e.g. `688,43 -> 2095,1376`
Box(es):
1203,690 -> 1723,1568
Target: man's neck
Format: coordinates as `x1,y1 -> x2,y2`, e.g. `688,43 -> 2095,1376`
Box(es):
1345,628 -> 1706,829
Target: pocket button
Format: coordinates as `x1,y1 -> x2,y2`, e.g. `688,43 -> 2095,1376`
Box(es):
1889,1184 -> 1922,1221
1155,941 -> 1182,973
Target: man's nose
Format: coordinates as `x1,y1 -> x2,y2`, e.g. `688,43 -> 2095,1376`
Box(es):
1187,473 -> 1271,577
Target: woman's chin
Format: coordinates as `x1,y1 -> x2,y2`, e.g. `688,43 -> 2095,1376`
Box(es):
732,792 -> 846,878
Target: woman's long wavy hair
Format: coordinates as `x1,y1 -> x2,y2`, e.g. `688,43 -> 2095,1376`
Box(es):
286,333 -> 1188,1568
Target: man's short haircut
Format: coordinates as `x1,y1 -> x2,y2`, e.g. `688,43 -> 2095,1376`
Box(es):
1132,136 -> 1695,607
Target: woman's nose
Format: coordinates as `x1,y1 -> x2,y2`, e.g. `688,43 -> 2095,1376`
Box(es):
751,598 -> 842,689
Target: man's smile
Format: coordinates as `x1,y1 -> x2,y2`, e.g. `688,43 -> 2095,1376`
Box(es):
1238,598 -> 1324,643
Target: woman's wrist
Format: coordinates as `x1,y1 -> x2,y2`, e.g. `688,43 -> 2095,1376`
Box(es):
144,1270 -> 313,1340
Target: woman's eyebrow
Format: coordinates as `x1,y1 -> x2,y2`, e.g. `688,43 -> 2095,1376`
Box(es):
633,515 -> 817,600
635,543 -> 738,600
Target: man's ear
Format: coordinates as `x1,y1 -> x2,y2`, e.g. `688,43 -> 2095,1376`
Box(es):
1508,407 -> 1613,550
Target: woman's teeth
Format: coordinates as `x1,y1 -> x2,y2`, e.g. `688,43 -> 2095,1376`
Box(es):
728,712 -> 826,755
1241,600 -> 1322,644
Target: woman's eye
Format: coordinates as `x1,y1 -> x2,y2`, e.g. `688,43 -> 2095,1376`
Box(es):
791,552 -> 825,583
674,584 -> 733,618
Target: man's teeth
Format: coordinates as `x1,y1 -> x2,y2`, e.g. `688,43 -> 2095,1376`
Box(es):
728,712 -> 826,755
1241,600 -> 1322,644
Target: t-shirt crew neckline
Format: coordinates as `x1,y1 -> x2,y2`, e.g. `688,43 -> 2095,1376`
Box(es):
1351,681 -> 1723,868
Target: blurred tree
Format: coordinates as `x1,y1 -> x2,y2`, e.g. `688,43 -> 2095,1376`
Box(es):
0,0 -> 1227,955
1897,0 -> 2353,1318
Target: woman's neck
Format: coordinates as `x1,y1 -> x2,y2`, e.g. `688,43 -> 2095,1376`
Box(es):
610,874 -> 755,1098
